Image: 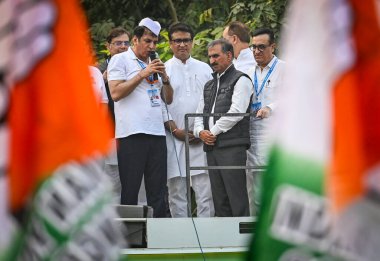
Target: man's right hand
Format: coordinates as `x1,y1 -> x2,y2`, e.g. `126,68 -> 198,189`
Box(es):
199,130 -> 216,146
173,129 -> 200,144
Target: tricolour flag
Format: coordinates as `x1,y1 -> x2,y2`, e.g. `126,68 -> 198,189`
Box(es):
248,0 -> 380,260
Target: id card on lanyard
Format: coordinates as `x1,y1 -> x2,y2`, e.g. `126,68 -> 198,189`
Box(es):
137,59 -> 161,107
252,58 -> 278,112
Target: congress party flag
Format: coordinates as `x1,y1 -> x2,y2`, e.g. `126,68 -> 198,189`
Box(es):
248,0 -> 380,260
7,0 -> 112,211
0,0 -> 124,260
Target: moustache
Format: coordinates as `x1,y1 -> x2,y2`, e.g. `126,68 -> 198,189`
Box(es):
211,63 -> 218,67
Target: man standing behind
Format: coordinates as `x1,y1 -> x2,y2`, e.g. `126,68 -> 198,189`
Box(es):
222,21 -> 255,74
223,21 -> 256,214
97,28 -> 130,199
98,27 -> 130,122
108,18 -> 173,217
194,39 -> 253,217
164,23 -> 214,218
246,28 -> 285,215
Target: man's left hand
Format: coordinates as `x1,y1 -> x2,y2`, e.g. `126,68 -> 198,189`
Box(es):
256,106 -> 272,119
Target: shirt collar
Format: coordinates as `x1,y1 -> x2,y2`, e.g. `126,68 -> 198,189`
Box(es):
217,63 -> 233,79
172,55 -> 193,65
237,48 -> 252,60
256,55 -> 277,70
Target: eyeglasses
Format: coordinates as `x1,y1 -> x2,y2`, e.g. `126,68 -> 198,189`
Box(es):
111,41 -> 130,47
171,38 -> 193,45
249,44 -> 271,52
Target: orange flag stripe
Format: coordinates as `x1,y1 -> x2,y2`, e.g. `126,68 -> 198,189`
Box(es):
330,0 -> 380,213
9,0 -> 112,210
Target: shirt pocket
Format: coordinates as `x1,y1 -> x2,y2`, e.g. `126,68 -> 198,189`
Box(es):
263,80 -> 276,105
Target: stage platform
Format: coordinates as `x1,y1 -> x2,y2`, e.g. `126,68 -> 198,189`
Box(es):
117,216 -> 255,260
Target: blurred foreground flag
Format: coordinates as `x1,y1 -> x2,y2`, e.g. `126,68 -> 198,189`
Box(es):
8,0 -> 112,211
0,0 -> 124,260
248,0 -> 380,260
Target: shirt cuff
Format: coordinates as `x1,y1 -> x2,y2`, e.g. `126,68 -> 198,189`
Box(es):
210,125 -> 222,136
267,103 -> 275,111
194,127 -> 202,138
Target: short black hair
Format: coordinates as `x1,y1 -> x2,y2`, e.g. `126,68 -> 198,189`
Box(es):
207,39 -> 234,55
168,22 -> 194,41
251,28 -> 275,44
106,27 -> 130,43
226,21 -> 250,43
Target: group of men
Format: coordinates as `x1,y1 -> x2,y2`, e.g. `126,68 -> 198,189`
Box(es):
98,17 -> 284,218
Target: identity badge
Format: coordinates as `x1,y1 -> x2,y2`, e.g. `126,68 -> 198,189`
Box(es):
147,88 -> 161,107
252,101 -> 262,112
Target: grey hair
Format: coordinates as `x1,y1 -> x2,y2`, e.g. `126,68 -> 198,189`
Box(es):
207,39 -> 234,55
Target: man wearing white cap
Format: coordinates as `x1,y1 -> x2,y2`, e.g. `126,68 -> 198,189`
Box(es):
107,18 -> 173,217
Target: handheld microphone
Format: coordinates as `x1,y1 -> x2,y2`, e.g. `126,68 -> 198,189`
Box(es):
149,51 -> 159,81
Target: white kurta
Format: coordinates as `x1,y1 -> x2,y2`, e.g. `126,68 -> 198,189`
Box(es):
164,56 -> 212,179
233,47 -> 255,74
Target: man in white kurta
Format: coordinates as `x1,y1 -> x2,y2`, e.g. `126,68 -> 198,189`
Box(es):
164,23 -> 214,217
222,21 -> 255,74
246,28 -> 285,216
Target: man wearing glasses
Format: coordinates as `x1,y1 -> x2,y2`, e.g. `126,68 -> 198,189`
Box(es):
163,23 -> 214,217
107,18 -> 173,217
97,27 -> 130,201
222,21 -> 255,74
246,28 -> 285,216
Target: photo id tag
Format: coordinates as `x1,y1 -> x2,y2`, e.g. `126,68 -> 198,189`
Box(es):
147,88 -> 161,107
252,101 -> 262,112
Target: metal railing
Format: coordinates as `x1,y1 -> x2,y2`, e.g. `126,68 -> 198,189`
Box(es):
183,112 -> 266,217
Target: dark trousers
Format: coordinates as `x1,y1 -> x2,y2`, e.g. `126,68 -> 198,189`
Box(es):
206,145 -> 250,217
117,134 -> 167,218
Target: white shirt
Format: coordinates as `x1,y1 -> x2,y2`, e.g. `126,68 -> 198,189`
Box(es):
246,55 -> 285,111
89,66 -> 108,104
164,56 -> 213,178
107,48 -> 165,138
194,65 -> 254,137
246,55 -> 285,166
233,47 -> 255,74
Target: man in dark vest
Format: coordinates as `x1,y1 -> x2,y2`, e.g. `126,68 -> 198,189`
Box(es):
194,39 -> 253,217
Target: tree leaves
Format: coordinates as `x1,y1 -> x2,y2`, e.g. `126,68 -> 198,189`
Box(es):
82,0 -> 288,63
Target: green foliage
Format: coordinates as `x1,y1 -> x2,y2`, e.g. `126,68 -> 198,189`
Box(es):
156,30 -> 173,62
81,0 -> 288,63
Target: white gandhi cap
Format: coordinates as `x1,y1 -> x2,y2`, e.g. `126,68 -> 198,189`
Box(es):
138,17 -> 161,36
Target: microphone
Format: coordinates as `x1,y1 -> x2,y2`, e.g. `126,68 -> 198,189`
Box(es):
149,51 -> 159,81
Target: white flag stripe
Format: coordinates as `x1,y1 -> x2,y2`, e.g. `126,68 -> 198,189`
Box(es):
275,0 -> 355,162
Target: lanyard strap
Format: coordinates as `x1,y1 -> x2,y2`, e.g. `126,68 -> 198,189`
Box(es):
253,58 -> 278,98
136,59 -> 156,84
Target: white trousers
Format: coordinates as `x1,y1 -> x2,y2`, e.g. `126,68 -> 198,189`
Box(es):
168,174 -> 214,218
246,171 -> 254,216
104,163 -> 121,201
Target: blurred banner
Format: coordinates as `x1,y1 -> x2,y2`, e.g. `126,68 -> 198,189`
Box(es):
248,0 -> 380,260
0,0 -> 124,260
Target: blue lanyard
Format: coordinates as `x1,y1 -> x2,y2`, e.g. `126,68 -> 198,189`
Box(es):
136,59 -> 155,84
253,58 -> 278,99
